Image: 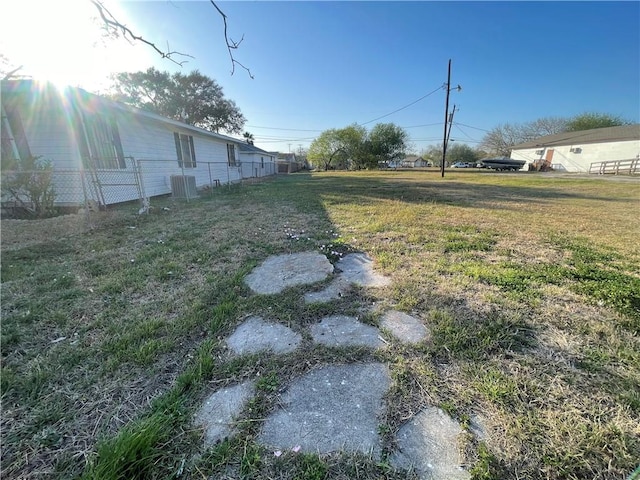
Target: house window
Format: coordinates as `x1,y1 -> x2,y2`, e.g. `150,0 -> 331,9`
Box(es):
82,113 -> 125,169
174,133 -> 196,168
261,156 -> 264,168
227,144 -> 236,166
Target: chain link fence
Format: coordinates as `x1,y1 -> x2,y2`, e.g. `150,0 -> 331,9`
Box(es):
241,160 -> 278,179
1,156 -> 277,221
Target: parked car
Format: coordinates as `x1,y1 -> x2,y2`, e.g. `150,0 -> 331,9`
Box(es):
451,162 -> 469,168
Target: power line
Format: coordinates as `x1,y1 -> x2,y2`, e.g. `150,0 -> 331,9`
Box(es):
402,122 -> 443,129
454,124 -> 479,142
246,125 -> 324,132
454,122 -> 490,132
358,84 -> 444,126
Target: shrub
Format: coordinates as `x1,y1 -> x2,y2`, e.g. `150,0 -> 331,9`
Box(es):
1,155 -> 56,218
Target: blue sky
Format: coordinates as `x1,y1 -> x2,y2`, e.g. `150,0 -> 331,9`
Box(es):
2,1 -> 639,153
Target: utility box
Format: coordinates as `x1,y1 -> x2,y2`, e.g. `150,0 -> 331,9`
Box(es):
170,175 -> 197,199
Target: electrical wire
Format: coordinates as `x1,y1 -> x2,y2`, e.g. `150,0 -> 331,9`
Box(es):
454,122 -> 490,132
245,125 -> 324,132
357,84 -> 444,126
454,124 -> 479,142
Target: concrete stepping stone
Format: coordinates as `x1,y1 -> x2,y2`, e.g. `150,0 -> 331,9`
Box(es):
390,406 -> 470,480
338,253 -> 392,287
303,277 -> 348,303
195,380 -> 255,446
380,310 -> 430,344
244,252 -> 333,295
311,315 -> 383,348
227,317 -> 301,355
258,363 -> 390,456
304,252 -> 391,303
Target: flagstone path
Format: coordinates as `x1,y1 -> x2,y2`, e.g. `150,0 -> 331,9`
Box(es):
194,251 -> 480,480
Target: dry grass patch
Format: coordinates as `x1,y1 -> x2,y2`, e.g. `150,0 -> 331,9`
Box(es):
2,172 -> 639,479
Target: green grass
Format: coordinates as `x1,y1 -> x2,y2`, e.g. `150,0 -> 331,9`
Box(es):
2,171 -> 639,479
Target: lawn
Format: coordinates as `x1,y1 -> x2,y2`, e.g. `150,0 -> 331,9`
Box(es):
1,170 -> 639,479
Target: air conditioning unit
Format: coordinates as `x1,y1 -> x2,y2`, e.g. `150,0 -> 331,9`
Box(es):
535,149 -> 544,155
170,175 -> 198,198
570,147 -> 582,154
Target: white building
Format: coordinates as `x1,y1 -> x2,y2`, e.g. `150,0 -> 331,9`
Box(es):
1,80 -> 244,206
510,125 -> 640,173
238,143 -> 277,178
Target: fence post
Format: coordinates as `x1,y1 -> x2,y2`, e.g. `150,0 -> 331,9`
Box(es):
134,158 -> 149,214
180,160 -> 189,202
79,169 -> 92,229
208,163 -> 213,195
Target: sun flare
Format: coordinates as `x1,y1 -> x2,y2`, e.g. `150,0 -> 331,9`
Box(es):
0,0 -> 152,91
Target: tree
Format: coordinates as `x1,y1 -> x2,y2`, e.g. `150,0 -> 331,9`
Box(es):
243,131 -> 254,145
526,116 -> 568,137
565,112 -> 629,132
91,0 -> 253,77
479,123 -> 528,157
308,123 -> 408,170
0,54 -> 25,80
363,123 -> 408,169
479,112 -> 631,157
479,117 -> 568,157
307,125 -> 366,170
421,145 -> 444,166
109,68 -> 245,134
446,144 -> 480,165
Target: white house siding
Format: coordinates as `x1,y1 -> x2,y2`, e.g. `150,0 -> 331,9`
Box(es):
86,112 -> 241,203
511,140 -> 640,173
6,90 -> 79,170
2,82 -> 243,206
239,152 -> 277,178
9,94 -> 87,204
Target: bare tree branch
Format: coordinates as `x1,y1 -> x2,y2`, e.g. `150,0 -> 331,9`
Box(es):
2,65 -> 24,81
90,0 -> 193,66
210,1 -> 254,78
90,1 -> 252,77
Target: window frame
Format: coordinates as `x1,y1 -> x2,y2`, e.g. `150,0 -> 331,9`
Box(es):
80,112 -> 126,170
227,143 -> 237,166
174,132 -> 196,169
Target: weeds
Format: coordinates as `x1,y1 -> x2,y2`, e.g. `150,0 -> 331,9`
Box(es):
2,171 -> 638,479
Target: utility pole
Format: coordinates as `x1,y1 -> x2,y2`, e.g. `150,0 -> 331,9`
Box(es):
441,59 -> 451,178
441,60 -> 461,178
446,105 -> 457,147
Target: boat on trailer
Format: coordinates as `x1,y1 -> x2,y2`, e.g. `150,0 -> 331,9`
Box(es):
479,158 -> 526,171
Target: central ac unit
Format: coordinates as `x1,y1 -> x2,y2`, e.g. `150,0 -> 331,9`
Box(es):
170,175 -> 198,198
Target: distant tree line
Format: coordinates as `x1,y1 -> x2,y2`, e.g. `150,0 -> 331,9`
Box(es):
479,112 -> 632,157
307,123 -> 408,170
309,112 -> 632,170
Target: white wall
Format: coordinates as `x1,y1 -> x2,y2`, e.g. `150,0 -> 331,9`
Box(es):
511,140 -> 640,172
10,90 -> 243,205
239,152 -> 276,178
17,93 -> 83,170
116,113 -> 241,201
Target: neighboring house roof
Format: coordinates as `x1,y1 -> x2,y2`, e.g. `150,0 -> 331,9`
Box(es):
277,153 -> 297,162
1,79 -> 243,145
512,125 -> 640,149
238,143 -> 274,155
